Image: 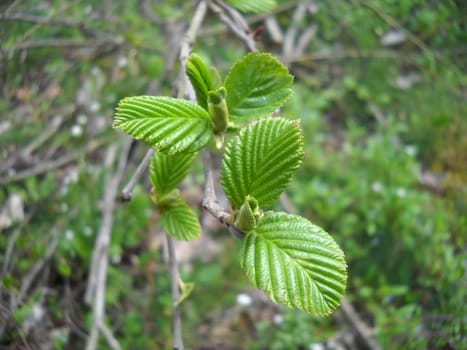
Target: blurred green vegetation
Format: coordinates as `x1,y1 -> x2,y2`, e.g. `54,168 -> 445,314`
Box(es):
1,1 -> 465,349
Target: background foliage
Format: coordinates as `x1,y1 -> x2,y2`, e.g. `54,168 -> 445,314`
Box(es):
0,0 -> 465,349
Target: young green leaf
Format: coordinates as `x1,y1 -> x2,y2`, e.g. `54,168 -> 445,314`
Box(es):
240,211 -> 347,316
225,0 -> 276,13
161,201 -> 201,241
233,195 -> 263,233
208,87 -> 229,148
150,152 -> 198,198
221,118 -> 303,209
224,52 -> 293,119
113,96 -> 212,154
175,277 -> 195,306
186,54 -> 216,110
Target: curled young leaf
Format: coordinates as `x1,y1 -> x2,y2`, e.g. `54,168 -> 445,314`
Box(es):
208,87 -> 229,148
186,53 -> 216,110
233,195 -> 264,233
240,211 -> 347,316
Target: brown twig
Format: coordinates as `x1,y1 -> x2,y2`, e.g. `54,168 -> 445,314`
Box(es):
163,3 -> 210,349
0,212 -> 74,339
179,0 -> 208,101
166,235 -> 183,350
208,0 -> 257,52
0,115 -> 64,174
340,298 -> 382,350
85,139 -> 131,350
0,12 -> 104,38
0,141 -> 102,186
12,38 -> 119,51
120,148 -> 154,201
201,149 -> 231,226
140,0 -> 163,25
283,1 -> 308,59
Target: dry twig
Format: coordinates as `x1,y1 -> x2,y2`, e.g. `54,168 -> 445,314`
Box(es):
0,141 -> 102,186
208,0 -> 257,52
0,115 -> 64,174
85,139 -> 131,350
166,235 -> 183,350
120,148 -> 154,201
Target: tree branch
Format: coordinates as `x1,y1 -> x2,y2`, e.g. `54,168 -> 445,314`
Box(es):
0,140 -> 102,186
208,0 -> 257,52
85,139 -> 131,350
201,149 -> 231,226
166,235 -> 183,350
179,0 -> 208,101
120,148 -> 154,201
0,115 -> 64,174
12,38 -> 119,51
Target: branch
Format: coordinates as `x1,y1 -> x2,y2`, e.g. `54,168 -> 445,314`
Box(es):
0,12 -> 105,38
0,140 -> 102,186
12,38 -> 119,51
340,299 -> 382,350
0,115 -> 64,174
119,2 -> 208,202
208,0 -> 257,52
283,1 -> 308,59
166,235 -> 183,350
201,149 -> 231,226
179,0 -> 208,101
85,139 -> 131,350
120,148 -> 154,201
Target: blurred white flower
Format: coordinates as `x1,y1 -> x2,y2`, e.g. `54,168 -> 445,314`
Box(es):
236,292 -> 252,307
405,145 -> 417,157
89,101 -> 100,112
77,114 -> 88,125
117,55 -> 128,68
371,181 -> 383,193
396,187 -> 407,198
83,226 -> 93,236
70,124 -> 83,137
272,313 -> 284,326
65,229 -> 74,241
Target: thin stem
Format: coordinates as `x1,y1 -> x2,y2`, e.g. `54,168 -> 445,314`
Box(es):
166,235 -> 183,350
120,148 -> 154,201
85,139 -> 131,350
209,0 -> 257,52
201,149 -> 231,225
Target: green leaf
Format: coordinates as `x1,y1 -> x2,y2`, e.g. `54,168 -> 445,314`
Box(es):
161,201 -> 201,241
175,277 -> 195,306
240,211 -> 347,316
150,152 -> 198,198
225,0 -> 276,13
186,54 -> 216,110
221,118 -> 303,209
113,96 -> 212,154
233,195 -> 263,232
225,52 -> 293,119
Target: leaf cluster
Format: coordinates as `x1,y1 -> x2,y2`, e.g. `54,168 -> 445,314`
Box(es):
113,52 -> 347,315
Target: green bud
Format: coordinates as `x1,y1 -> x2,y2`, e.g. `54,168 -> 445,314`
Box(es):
234,195 -> 264,233
151,188 -> 180,210
208,87 -> 229,148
